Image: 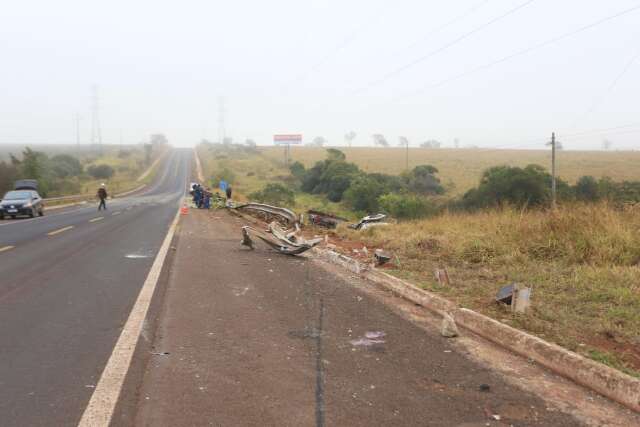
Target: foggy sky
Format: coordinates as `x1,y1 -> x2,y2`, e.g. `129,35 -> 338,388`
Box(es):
1,0 -> 639,150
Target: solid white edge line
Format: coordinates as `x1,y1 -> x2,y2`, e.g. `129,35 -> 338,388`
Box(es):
78,208 -> 181,427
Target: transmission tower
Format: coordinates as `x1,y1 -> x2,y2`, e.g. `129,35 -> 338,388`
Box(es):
91,85 -> 103,154
218,96 -> 226,144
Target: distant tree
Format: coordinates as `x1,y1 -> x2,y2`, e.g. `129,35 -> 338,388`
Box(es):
462,164 -> 566,208
454,138 -> 460,149
0,161 -> 19,195
87,164 -> 115,180
150,134 -> 169,146
222,137 -> 234,145
326,148 -> 346,161
344,131 -> 357,147
575,176 -> 600,201
50,154 -> 83,178
249,183 -> 295,206
398,136 -> 409,147
289,161 -> 306,180
403,165 -> 444,195
372,134 -> 388,147
308,136 -> 327,147
420,139 -> 440,148
245,139 -> 257,148
602,139 -> 613,150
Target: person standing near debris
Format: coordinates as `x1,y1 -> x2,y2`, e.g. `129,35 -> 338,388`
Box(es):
97,183 -> 108,211
225,185 -> 232,200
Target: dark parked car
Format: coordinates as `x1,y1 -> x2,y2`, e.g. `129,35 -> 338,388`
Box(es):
0,182 -> 45,219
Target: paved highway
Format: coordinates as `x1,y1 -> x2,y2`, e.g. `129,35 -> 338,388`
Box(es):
0,148 -> 190,427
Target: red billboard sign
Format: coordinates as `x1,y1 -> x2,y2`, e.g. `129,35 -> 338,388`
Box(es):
274,134 -> 302,145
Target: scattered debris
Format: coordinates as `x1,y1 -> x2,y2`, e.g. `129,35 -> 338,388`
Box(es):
479,384 -> 491,393
441,312 -> 459,338
234,202 -> 298,226
351,331 -> 386,347
241,223 -> 322,256
307,209 -> 348,229
496,283 -> 532,313
434,268 -> 450,286
151,351 -> 170,356
374,249 -> 392,266
349,213 -> 389,230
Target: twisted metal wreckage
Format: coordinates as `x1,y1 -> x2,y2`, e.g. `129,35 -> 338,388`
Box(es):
234,203 -> 323,256
232,202 -> 390,257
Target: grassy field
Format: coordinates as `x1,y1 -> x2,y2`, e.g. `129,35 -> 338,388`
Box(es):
198,143 -> 640,377
262,146 -> 640,195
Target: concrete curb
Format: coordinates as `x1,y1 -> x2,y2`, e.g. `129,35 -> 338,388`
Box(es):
314,247 -> 640,414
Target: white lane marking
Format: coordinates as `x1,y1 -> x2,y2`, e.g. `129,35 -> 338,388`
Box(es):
47,225 -> 74,236
111,211 -> 121,216
78,209 -> 181,427
0,245 -> 15,253
89,217 -> 104,223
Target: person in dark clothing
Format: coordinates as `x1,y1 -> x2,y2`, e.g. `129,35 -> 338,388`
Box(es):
225,186 -> 232,200
97,184 -> 108,211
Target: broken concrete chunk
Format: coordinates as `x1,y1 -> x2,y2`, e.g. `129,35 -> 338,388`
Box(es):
441,313 -> 459,338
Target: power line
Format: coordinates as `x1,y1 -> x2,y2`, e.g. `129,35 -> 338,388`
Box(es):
353,0 -> 536,93
399,0 -> 491,54
289,3 -> 387,85
403,3 -> 640,98
571,47 -> 640,126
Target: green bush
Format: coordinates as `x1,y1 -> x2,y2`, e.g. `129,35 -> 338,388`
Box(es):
87,164 -> 115,179
343,175 -> 386,213
378,193 -> 437,220
403,165 -> 444,195
249,183 -> 295,206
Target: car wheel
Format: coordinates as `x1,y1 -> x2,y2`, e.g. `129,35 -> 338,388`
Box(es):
29,208 -> 35,218
11,215 -> 16,219
0,214 -> 4,220
39,208 -> 44,216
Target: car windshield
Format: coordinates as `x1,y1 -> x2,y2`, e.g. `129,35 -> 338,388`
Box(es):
2,191 -> 31,200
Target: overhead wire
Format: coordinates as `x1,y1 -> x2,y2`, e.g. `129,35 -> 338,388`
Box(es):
399,3 -> 640,99
352,0 -> 537,93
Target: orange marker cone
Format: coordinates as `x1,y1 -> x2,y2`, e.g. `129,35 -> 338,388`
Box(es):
180,205 -> 189,215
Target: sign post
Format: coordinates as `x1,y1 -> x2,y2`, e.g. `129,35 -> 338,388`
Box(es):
274,134 -> 302,166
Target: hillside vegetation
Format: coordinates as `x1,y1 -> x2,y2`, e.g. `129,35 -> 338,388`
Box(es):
261,146 -> 640,195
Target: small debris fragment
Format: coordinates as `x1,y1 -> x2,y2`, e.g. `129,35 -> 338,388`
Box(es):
441,313 -> 459,338
151,351 -> 170,356
374,249 -> 392,266
479,384 -> 491,393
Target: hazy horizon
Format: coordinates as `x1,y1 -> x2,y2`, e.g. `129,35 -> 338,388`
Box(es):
1,0 -> 639,150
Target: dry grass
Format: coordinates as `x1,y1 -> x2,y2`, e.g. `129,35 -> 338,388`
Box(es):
261,146 -> 640,195
335,203 -> 640,376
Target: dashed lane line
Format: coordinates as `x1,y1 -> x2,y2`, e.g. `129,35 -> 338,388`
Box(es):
89,217 -> 105,223
0,245 -> 15,253
47,226 -> 74,236
111,211 -> 121,216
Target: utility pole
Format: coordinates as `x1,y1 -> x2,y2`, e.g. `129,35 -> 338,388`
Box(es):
405,142 -> 409,171
91,85 -> 102,155
550,132 -> 557,209
218,96 -> 226,144
75,114 -> 81,155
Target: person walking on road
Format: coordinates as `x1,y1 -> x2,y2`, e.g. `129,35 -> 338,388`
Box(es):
97,183 -> 108,211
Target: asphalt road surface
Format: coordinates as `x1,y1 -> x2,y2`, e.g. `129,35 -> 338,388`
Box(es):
0,148 -> 190,427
